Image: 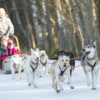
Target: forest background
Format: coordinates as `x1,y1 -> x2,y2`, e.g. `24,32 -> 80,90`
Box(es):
0,0 -> 100,58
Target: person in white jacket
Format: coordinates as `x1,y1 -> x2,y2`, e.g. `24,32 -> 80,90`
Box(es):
0,8 -> 14,37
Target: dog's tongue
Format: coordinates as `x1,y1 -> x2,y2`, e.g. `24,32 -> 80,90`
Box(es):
13,63 -> 16,67
85,51 -> 90,55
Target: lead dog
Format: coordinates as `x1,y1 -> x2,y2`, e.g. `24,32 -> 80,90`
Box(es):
49,55 -> 74,93
10,54 -> 22,80
57,50 -> 75,84
23,48 -> 40,87
81,41 -> 99,90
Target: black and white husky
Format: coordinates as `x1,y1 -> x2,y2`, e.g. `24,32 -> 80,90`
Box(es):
57,50 -> 75,83
81,41 -> 99,90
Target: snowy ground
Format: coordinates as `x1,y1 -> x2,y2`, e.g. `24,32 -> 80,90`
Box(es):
0,61 -> 100,100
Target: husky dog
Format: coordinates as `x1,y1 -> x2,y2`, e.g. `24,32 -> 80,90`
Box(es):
81,41 -> 99,90
10,54 -> 22,80
23,48 -> 40,87
39,50 -> 49,76
57,50 -> 75,84
50,55 -> 74,93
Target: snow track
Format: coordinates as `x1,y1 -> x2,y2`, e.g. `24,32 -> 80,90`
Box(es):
0,61 -> 100,100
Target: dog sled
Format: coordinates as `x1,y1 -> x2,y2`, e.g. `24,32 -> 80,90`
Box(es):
0,35 -> 26,74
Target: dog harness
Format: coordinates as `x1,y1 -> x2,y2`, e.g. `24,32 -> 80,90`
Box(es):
13,63 -> 17,69
59,65 -> 68,76
30,64 -> 38,72
40,60 -> 47,66
87,62 -> 96,70
87,56 -> 98,70
31,61 -> 38,65
30,59 -> 39,72
13,63 -> 20,69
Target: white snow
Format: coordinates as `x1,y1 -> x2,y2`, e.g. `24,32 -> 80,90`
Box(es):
0,60 -> 100,100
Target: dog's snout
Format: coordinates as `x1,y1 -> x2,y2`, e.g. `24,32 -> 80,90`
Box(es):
64,63 -> 66,67
41,54 -> 44,58
37,57 -> 39,62
13,63 -> 17,67
83,49 -> 85,52
42,54 -> 44,56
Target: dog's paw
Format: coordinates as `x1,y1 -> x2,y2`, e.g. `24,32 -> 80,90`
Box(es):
92,87 -> 96,90
56,90 -> 60,93
28,83 -> 31,86
40,75 -> 42,78
67,81 -> 70,84
70,86 -> 74,89
34,85 -> 38,88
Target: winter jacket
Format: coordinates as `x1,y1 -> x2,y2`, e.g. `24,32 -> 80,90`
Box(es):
1,48 -> 21,61
0,17 -> 14,37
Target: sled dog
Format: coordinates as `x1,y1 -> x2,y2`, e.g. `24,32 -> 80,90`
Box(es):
81,41 -> 99,90
39,50 -> 49,76
11,54 -> 22,80
23,48 -> 40,87
50,55 -> 74,93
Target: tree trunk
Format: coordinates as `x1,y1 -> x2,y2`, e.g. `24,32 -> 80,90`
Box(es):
30,0 -> 42,49
54,0 -> 69,51
37,0 -> 49,49
23,0 -> 36,49
44,0 -> 54,48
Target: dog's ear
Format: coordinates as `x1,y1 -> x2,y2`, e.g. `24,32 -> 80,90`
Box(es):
43,50 -> 46,54
67,56 -> 70,60
36,48 -> 39,52
93,41 -> 96,48
31,48 -> 34,54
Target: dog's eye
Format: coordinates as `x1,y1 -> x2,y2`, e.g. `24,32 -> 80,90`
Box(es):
62,60 -> 64,62
87,45 -> 90,48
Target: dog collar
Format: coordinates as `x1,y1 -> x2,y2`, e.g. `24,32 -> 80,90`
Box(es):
30,58 -> 39,65
87,56 -> 98,61
31,61 -> 38,65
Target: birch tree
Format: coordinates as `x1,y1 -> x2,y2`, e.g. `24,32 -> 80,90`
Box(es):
54,0 -> 69,51
30,0 -> 42,49
44,0 -> 54,48
37,0 -> 49,49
